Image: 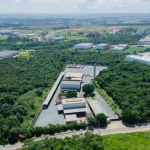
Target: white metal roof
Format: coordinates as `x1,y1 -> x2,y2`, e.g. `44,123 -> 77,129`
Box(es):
75,43 -> 93,46
96,43 -> 109,46
62,97 -> 86,105
87,100 -> 103,115
57,104 -> 63,111
65,72 -> 83,78
113,47 -> 124,51
65,114 -> 78,122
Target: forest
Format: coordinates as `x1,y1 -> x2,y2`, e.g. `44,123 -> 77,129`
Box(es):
24,132 -> 104,150
96,61 -> 150,123
0,49 -> 125,144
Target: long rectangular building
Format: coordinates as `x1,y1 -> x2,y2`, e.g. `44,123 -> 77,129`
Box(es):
43,72 -> 64,108
0,50 -> 19,58
125,52 -> 150,65
74,43 -> 93,50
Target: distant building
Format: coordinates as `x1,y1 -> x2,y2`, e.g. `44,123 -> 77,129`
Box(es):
113,44 -> 129,51
138,36 -> 150,46
44,33 -> 65,41
95,43 -> 110,50
74,43 -> 93,50
136,29 -> 145,35
136,29 -> 150,35
125,52 -> 150,65
0,50 -> 19,59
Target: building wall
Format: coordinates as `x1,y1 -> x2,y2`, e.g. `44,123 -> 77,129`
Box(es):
62,102 -> 86,109
74,44 -> 93,50
96,44 -> 110,50
60,83 -> 81,90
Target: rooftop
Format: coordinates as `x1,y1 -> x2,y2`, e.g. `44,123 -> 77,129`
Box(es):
96,43 -> 109,46
126,52 -> 150,61
62,97 -> 86,105
75,43 -> 93,46
0,50 -> 19,58
65,72 -> 83,78
65,114 -> 78,122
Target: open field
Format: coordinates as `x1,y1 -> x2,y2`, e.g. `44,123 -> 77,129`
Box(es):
123,46 -> 148,53
66,35 -> 88,40
103,131 -> 150,150
0,36 -> 7,40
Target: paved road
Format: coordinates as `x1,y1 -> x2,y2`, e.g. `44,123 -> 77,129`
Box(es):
34,86 -> 64,127
1,121 -> 150,150
94,90 -> 117,119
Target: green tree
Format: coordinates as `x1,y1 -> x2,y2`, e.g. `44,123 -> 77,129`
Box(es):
95,113 -> 107,126
82,84 -> 94,95
66,91 -> 77,98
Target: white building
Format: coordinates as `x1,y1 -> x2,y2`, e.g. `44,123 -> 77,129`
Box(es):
44,34 -> 65,41
113,44 -> 129,51
125,52 -> 150,65
95,43 -> 110,50
62,98 -> 86,109
138,36 -> 150,46
74,43 -> 93,50
136,29 -> 145,35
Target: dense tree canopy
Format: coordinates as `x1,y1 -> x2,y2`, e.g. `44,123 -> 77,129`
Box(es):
66,91 -> 77,98
83,84 -> 94,95
24,132 -> 104,150
96,61 -> 150,123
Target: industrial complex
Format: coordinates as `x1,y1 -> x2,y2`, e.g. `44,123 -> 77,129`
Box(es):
44,33 -> 65,41
138,35 -> 150,46
126,52 -> 150,65
0,50 -> 19,59
34,64 -> 117,127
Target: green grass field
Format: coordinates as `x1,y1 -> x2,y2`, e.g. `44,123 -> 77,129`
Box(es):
123,46 -> 148,54
0,36 -> 7,40
66,35 -> 88,40
103,131 -> 150,150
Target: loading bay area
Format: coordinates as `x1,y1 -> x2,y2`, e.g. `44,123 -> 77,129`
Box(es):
34,64 -> 118,127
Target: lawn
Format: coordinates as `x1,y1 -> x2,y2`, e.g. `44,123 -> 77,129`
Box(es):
123,46 -> 148,54
103,131 -> 150,150
0,36 -> 7,40
19,50 -> 35,59
66,35 -> 88,40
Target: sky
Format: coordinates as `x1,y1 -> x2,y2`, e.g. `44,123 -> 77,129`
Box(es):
0,0 -> 150,14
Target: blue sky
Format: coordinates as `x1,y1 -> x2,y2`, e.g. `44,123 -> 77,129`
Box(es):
0,0 -> 150,13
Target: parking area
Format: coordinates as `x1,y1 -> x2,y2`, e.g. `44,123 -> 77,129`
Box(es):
34,65 -> 116,127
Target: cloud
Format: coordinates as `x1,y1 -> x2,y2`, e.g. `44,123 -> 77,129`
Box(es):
0,0 -> 150,13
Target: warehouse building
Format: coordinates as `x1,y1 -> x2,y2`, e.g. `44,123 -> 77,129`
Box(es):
74,43 -> 93,50
60,81 -> 81,91
113,44 -> 129,51
44,34 -> 65,41
64,72 -> 83,81
138,37 -> 150,46
57,98 -> 87,123
125,52 -> 150,65
0,50 -> 19,58
95,43 -> 110,50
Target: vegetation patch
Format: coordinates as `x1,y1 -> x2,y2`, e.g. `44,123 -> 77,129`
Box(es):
103,131 -> 150,150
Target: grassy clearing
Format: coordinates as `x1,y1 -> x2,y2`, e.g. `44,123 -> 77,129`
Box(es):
19,50 -> 35,59
66,35 -> 88,40
18,88 -> 49,127
123,46 -> 148,54
0,36 -> 7,40
94,81 -> 120,112
103,131 -> 150,150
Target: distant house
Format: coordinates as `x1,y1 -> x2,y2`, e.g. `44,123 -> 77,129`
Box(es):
113,44 -> 129,51
74,43 -> 93,50
95,43 -> 110,50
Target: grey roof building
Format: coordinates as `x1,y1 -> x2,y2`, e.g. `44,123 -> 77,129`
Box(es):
0,50 -> 19,58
